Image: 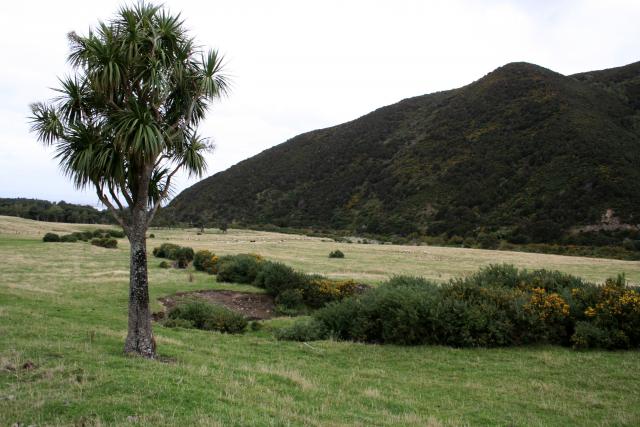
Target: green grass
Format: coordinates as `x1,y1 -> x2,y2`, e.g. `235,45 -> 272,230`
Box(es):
1,216 -> 640,426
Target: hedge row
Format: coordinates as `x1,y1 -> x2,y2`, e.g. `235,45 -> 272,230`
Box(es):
43,229 -> 122,248
278,264 -> 640,350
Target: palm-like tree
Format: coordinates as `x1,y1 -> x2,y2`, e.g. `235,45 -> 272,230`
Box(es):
30,2 -> 229,358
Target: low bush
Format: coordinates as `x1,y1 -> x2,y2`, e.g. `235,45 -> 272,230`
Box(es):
279,265 -> 640,350
302,278 -> 359,309
105,229 -> 126,238
194,250 -> 215,271
216,254 -> 263,283
149,233 -> 155,238
166,300 -> 247,333
43,232 -> 60,242
60,234 -> 78,242
91,237 -> 118,249
174,246 -> 195,268
71,231 -> 93,241
153,243 -> 181,258
329,249 -> 345,258
152,243 -> 194,267
159,261 -> 170,269
253,261 -> 308,295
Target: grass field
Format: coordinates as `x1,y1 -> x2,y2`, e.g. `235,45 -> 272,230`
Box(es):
1,215 -> 640,426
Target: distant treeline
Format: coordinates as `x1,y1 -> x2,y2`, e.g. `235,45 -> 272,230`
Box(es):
0,198 -> 115,224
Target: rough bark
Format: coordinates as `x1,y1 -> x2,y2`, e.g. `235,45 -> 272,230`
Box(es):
123,207 -> 155,358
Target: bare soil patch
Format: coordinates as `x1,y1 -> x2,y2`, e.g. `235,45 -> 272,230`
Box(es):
156,290 -> 275,320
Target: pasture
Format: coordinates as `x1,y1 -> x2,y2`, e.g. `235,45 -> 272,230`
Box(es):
1,216 -> 639,426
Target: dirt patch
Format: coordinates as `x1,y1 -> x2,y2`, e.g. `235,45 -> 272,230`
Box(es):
156,290 -> 276,320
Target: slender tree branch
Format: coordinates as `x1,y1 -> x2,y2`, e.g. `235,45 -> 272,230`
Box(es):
96,185 -> 129,234
108,183 -> 126,212
147,162 -> 183,224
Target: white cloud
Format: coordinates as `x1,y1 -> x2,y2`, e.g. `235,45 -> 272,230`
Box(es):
1,0 -> 639,206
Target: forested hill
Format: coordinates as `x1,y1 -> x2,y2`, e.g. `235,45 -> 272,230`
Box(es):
0,198 -> 114,224
167,61 -> 640,245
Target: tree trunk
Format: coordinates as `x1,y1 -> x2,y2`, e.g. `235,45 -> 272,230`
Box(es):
124,209 -> 155,358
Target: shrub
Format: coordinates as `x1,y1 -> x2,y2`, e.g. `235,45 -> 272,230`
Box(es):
60,234 -> 79,243
275,289 -> 306,315
91,237 -> 118,249
149,233 -> 155,238
203,255 -> 220,274
159,261 -> 170,269
43,232 -> 60,242
106,229 -> 126,238
174,246 -> 195,268
302,279 -> 359,308
329,249 -> 345,258
253,261 -> 308,295
153,243 -> 180,259
152,243 -> 193,266
216,254 -> 263,283
275,318 -> 329,341
193,250 -> 214,271
167,300 -> 247,333
71,231 -> 93,241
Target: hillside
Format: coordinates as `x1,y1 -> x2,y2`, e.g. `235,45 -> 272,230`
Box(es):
168,61 -> 640,245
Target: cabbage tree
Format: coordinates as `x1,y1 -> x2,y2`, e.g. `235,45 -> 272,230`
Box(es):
30,2 -> 229,358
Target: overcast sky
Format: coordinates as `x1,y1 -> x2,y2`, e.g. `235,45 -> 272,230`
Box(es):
1,0 -> 639,207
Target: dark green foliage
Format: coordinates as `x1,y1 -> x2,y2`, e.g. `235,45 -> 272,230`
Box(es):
71,231 -> 93,241
216,254 -> 263,283
281,265 -> 640,350
105,229 -> 126,238
60,234 -> 78,243
168,61 -> 640,250
149,233 -> 155,238
167,300 -> 247,333
152,243 -> 193,267
274,289 -> 306,314
42,233 -> 60,242
91,237 -> 118,249
159,261 -> 170,269
253,261 -> 308,295
0,198 -> 114,224
174,247 -> 195,268
275,318 -> 328,341
193,250 -> 214,271
153,243 -> 180,258
328,250 -> 345,258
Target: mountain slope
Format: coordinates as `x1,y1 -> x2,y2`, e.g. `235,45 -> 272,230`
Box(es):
168,61 -> 640,243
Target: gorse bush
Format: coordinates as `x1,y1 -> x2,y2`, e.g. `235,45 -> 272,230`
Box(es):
329,249 -> 345,258
43,232 -> 60,242
60,234 -> 79,242
278,265 -> 640,350
159,261 -> 170,269
166,300 -> 247,333
153,243 -> 181,259
216,254 -> 263,283
193,250 -> 215,271
91,237 -> 118,248
153,243 -> 194,267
